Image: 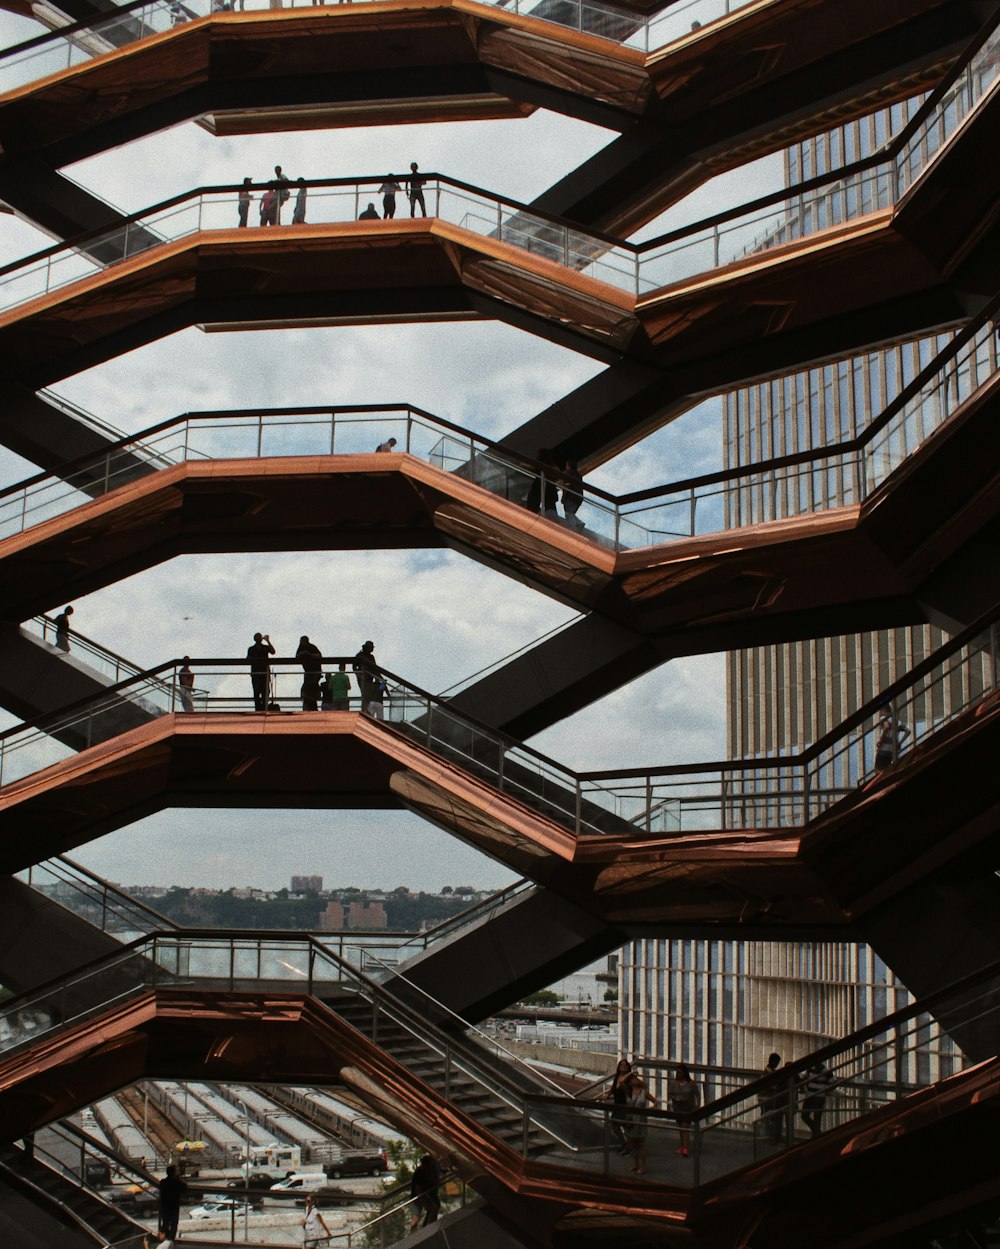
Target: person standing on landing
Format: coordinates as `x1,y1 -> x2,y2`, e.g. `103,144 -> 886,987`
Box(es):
407,162 -> 427,216
54,605 -> 74,653
247,632 -> 276,711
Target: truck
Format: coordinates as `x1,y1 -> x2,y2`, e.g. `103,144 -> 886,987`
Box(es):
240,1143 -> 302,1181
324,1148 -> 390,1179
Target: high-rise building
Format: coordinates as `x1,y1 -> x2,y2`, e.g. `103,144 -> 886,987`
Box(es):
291,874 -> 323,893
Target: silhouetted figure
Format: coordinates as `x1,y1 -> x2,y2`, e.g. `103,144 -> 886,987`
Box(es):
603,1058 -> 634,1155
622,1071 -> 657,1175
379,176 -> 402,218
359,202 -> 380,219
296,635 -> 322,709
800,1061 -> 834,1138
247,632 -> 276,711
408,162 -> 427,217
158,1165 -> 185,1240
292,177 -> 307,224
54,605 -> 74,653
260,184 -> 278,226
274,165 -> 291,222
353,640 -> 380,711
376,437 -> 398,452
561,458 -> 584,530
759,1052 -> 785,1144
238,177 -> 252,227
409,1155 -> 442,1231
874,709 -> 909,772
178,657 -> 195,713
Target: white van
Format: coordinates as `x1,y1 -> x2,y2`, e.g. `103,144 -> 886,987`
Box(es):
269,1171 -> 328,1193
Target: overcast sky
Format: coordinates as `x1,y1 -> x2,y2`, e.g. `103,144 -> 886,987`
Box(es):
0,9 -> 770,892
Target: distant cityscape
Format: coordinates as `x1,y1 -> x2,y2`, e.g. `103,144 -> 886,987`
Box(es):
110,876 -> 494,932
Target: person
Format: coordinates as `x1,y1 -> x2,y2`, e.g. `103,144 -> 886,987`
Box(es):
602,1058 -> 634,1156
408,1155 -> 442,1231
407,161 -> 427,217
54,605 -> 73,653
178,657 -> 195,713
353,640 -> 380,711
560,458 -> 584,530
800,1060 -> 834,1138
145,1234 -> 175,1249
759,1052 -> 785,1145
359,202 -> 380,219
874,708 -> 909,772
376,437 -> 397,452
319,673 -> 334,711
329,662 -> 351,710
247,632 -> 276,711
379,175 -> 402,219
168,1 -> 188,23
158,1164 -> 185,1240
274,165 -> 291,222
367,678 -> 387,720
238,177 -> 252,227
622,1070 -> 657,1175
668,1063 -> 700,1157
296,635 -> 323,710
292,177 -> 307,224
302,1193 -> 332,1247
260,183 -> 278,226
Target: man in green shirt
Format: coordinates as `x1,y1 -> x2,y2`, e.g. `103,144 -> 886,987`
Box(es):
329,663 -> 351,710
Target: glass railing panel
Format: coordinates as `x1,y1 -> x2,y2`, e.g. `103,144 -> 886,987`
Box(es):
805,623 -> 997,808
17,859 -> 161,938
0,945 -> 154,1058
896,26 -> 1000,199
641,0 -> 755,52
254,412 -> 334,458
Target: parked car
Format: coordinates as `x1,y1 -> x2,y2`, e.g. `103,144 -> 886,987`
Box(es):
189,1196 -> 253,1220
269,1171 -> 329,1192
325,1149 -> 389,1179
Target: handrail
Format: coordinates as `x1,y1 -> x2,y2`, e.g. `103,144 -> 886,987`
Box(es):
20,854 -> 181,933
0,927 -> 988,1186
0,932 -> 585,1154
0,10 -> 996,303
0,0 -> 759,76
0,593 -> 995,796
0,1147 -> 134,1247
361,949 -> 569,1101
0,287 -> 995,554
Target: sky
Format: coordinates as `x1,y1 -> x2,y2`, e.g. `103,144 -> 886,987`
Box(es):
0,7 -> 778,893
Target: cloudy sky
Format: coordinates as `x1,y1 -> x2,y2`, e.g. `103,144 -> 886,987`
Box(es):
0,7 -> 778,892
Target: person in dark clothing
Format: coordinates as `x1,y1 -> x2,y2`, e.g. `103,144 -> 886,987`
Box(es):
238,177 -> 252,227
560,458 -> 584,530
292,177 -> 307,224
274,165 -> 290,222
54,605 -> 74,653
296,635 -> 322,710
602,1057 -> 634,1155
247,632 -> 276,711
759,1051 -> 785,1144
359,202 -> 380,220
353,641 -> 380,712
407,162 -> 427,217
800,1061 -> 835,1138
408,1155 -> 442,1231
158,1164 -> 185,1239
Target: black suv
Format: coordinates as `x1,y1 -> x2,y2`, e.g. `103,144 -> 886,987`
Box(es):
325,1150 -> 389,1179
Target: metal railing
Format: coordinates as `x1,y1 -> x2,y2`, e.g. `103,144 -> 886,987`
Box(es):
1,929 -> 994,1191
1,14 -> 997,312
0,0 -> 755,95
0,609 -> 995,836
1,294 -> 997,556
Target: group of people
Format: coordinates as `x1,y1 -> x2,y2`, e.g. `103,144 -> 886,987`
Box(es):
758,1051 -> 835,1144
238,634 -> 386,714
237,165 -> 308,227
602,1050 -> 838,1170
524,451 -> 585,531
603,1059 -> 700,1173
236,163 -> 429,228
